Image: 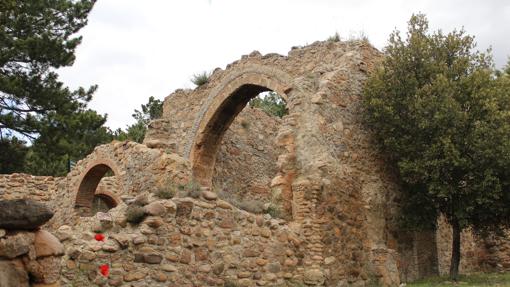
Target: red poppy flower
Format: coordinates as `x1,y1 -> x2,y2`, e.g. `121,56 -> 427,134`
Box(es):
95,233 -> 105,241
99,264 -> 109,277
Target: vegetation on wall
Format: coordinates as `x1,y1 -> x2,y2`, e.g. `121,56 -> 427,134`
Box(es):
191,71 -> 211,86
114,96 -> 163,143
249,91 -> 288,118
363,13 -> 510,281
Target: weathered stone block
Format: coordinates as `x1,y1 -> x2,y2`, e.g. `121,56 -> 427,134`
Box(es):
0,199 -> 53,230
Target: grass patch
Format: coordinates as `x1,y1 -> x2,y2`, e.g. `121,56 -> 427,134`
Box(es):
183,180 -> 202,198
125,205 -> 147,224
191,71 -> 210,86
266,204 -> 281,218
154,185 -> 177,199
408,273 -> 510,287
347,30 -> 370,45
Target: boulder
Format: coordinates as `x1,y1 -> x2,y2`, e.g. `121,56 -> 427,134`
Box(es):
202,191 -> 218,201
0,199 -> 53,230
34,230 -> 64,258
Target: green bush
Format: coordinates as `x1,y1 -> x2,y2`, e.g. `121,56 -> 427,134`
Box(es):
125,206 -> 146,224
248,91 -> 288,118
154,185 -> 176,199
191,71 -> 210,86
266,204 -> 281,218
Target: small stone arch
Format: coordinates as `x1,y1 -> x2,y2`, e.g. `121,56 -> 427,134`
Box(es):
188,65 -> 294,186
94,189 -> 121,209
74,159 -> 124,210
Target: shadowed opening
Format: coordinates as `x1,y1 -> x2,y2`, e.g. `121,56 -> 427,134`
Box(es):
192,84 -> 272,185
75,164 -> 118,216
91,193 -> 117,214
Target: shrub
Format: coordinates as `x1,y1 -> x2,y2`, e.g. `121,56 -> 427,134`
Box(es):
191,71 -> 210,86
248,91 -> 288,118
125,205 -> 146,224
184,180 -> 202,198
154,185 -> 176,199
327,32 -> 340,42
266,204 -> 281,218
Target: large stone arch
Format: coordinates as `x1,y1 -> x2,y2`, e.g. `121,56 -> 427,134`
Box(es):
187,65 -> 295,186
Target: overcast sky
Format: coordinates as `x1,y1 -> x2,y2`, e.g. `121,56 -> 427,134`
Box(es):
58,0 -> 510,130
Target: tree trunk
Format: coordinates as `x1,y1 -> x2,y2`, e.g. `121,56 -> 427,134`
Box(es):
449,219 -> 461,281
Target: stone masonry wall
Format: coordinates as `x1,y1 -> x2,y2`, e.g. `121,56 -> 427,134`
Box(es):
0,174 -> 120,215
0,173 -> 60,203
7,40 -> 510,286
143,40 -> 412,285
478,232 -> 510,271
435,216 -> 502,276
49,141 -> 192,229
213,107 -> 282,206
59,195 -> 307,287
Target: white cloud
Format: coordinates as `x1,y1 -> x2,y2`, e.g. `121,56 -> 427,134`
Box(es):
58,0 -> 510,130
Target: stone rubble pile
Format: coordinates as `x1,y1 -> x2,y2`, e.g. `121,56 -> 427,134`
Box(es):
0,199 -> 64,287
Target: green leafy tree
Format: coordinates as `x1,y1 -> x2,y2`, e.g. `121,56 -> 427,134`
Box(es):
0,0 -> 107,175
115,96 -> 163,143
249,91 -> 287,118
363,14 -> 510,280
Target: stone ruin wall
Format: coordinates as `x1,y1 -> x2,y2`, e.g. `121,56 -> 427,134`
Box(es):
213,107 -> 282,206
2,40 -> 510,286
48,141 -> 192,230
144,40 -> 408,285
144,40 -> 510,284
0,173 -> 61,204
58,195 -> 309,287
0,174 -> 119,221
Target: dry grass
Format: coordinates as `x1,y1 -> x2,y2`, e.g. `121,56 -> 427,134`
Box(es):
125,206 -> 146,224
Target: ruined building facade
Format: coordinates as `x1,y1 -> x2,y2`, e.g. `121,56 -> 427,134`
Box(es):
1,41 -> 507,286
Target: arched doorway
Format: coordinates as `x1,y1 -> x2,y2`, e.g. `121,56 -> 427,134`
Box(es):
187,68 -> 295,218
75,163 -> 121,216
190,71 -> 292,187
